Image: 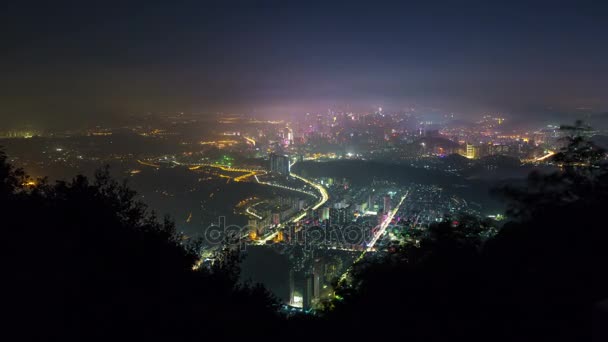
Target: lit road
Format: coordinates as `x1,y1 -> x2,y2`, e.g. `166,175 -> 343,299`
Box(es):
171,159 -> 328,249
522,150 -> 556,163
171,160 -> 266,182
338,191 -> 409,284
245,202 -> 263,220
534,150 -> 556,161
286,158 -> 329,210
254,176 -> 318,198
243,136 -> 256,146
255,170 -> 329,244
290,171 -> 329,210
137,159 -> 160,168
366,191 -> 408,251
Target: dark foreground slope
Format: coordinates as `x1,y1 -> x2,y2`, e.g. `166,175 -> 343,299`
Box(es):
3,124 -> 608,341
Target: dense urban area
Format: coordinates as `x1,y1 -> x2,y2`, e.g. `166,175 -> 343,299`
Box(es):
3,110 -> 607,312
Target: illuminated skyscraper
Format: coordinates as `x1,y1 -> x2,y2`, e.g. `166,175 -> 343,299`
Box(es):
466,144 -> 479,159
321,207 -> 330,221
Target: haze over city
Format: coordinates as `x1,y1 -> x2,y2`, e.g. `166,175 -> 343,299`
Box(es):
2,1 -> 607,341
2,1 -> 607,129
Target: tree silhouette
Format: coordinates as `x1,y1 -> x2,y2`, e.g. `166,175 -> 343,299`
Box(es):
554,120 -> 605,170
0,148 -> 28,197
2,152 -> 278,340
324,123 -> 608,341
485,122 -> 608,341
4,119 -> 607,341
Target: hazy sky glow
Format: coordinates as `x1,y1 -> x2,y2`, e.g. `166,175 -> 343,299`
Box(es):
1,0 -> 607,127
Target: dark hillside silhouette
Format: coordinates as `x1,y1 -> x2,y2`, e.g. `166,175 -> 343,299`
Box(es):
2,150 -> 277,340
3,122 -> 607,341
326,123 -> 608,341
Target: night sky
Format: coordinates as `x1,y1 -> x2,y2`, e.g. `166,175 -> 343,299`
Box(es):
1,1 -> 607,127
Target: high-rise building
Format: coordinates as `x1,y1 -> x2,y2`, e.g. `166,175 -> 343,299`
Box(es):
247,219 -> 258,240
383,195 -> 391,213
298,199 -> 307,210
329,208 -> 339,226
329,205 -> 350,226
272,213 -> 280,226
303,274 -> 314,310
270,153 -> 290,174
320,207 -> 330,221
285,127 -> 293,144
466,143 -> 479,159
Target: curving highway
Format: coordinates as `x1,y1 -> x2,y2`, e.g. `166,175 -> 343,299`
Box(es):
255,169 -> 329,244
290,172 -> 329,210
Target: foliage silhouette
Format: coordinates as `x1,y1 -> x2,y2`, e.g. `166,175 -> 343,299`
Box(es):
2,153 -> 278,340
326,123 -> 608,341
4,120 -> 607,340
